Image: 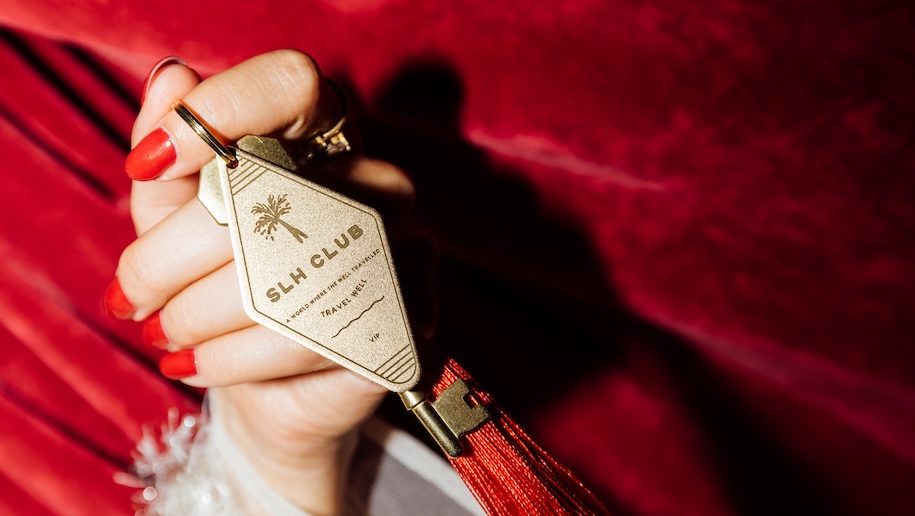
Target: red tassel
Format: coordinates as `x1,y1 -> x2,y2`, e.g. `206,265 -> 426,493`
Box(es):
430,357 -> 608,515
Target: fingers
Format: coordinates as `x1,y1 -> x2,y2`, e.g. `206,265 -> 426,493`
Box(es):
129,57 -> 202,234
145,262 -> 252,348
219,369 -> 386,442
108,199 -> 231,320
160,326 -> 334,387
131,57 -> 200,145
125,49 -> 322,182
316,158 -> 416,214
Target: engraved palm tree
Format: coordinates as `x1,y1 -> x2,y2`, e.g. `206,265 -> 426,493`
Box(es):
251,194 -> 308,242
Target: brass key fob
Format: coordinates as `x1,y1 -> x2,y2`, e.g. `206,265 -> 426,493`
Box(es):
183,102 -> 487,457
197,135 -> 420,392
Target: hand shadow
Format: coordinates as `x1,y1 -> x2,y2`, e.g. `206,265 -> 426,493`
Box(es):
339,59 -> 840,516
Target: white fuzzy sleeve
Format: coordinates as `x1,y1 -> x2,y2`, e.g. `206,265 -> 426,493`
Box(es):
116,391 -> 481,515
117,392 -> 307,516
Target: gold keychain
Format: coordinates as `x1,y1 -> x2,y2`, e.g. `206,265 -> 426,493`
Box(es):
177,100 -> 488,455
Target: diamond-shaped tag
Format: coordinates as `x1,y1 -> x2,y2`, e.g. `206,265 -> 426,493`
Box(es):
216,148 -> 420,392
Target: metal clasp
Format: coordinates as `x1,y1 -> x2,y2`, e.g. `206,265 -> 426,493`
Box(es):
399,379 -> 491,457
174,101 -> 239,168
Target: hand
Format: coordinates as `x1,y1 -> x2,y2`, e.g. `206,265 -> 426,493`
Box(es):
106,51 -> 428,514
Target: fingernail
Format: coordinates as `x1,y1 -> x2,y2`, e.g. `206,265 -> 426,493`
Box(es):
142,311 -> 169,349
159,349 -> 197,379
141,56 -> 186,104
103,278 -> 135,319
126,128 -> 175,180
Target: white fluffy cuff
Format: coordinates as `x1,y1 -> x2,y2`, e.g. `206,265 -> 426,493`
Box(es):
118,393 -> 307,516
116,392 -> 482,515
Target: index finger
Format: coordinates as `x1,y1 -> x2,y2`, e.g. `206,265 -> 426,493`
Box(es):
125,49 -> 325,183
129,58 -> 201,234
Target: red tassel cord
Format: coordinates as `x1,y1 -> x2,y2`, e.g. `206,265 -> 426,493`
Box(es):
429,358 -> 608,515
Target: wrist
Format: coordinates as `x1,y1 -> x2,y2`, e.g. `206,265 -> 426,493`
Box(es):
223,406 -> 358,515
254,431 -> 358,515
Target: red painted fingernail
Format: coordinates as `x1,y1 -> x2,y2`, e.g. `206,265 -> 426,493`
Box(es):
159,349 -> 197,379
142,311 -> 169,349
140,56 -> 186,104
125,128 -> 175,180
103,278 -> 134,319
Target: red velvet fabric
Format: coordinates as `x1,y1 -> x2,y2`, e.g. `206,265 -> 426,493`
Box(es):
0,1 -> 913,514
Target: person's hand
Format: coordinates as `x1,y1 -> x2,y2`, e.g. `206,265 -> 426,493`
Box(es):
105,51 -> 428,514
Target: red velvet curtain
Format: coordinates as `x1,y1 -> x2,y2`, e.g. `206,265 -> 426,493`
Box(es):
0,1 -> 913,514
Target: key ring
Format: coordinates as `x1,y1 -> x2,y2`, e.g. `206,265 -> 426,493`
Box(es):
173,101 -> 239,168
298,79 -> 352,163
176,79 -> 351,170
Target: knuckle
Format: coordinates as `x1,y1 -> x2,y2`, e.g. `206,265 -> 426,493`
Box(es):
272,49 -> 320,85
194,344 -> 224,384
117,243 -> 159,303
368,159 -> 416,199
128,195 -> 142,225
268,49 -> 321,137
291,345 -> 319,371
199,331 -> 250,383
162,294 -> 202,345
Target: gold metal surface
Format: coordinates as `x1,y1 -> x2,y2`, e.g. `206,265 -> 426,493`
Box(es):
198,136 -> 298,225
433,379 -> 491,439
300,79 -> 352,162
405,392 -> 463,457
238,135 -> 297,170
219,148 -> 420,391
174,101 -> 238,168
198,160 -> 226,225
194,133 -> 419,390
306,128 -> 351,160
399,380 -> 491,457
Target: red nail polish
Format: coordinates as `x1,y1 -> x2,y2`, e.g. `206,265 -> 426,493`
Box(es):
103,278 -> 135,319
142,311 -> 169,349
126,128 -> 175,180
159,349 -> 197,379
140,56 -> 186,104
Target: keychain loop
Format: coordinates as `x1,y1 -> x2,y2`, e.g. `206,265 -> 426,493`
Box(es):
173,101 -> 239,168
297,78 -> 353,163
312,78 -> 349,142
